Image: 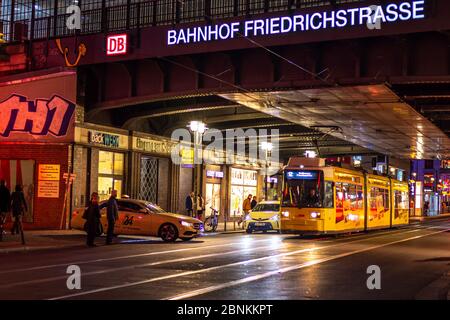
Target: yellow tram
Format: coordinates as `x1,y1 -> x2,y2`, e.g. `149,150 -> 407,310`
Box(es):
280,157 -> 409,235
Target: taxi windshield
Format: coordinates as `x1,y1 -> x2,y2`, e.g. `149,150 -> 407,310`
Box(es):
252,203 -> 280,212
282,170 -> 328,208
145,202 -> 166,214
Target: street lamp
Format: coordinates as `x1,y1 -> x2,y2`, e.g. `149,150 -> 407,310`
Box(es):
188,121 -> 207,213
261,142 -> 273,200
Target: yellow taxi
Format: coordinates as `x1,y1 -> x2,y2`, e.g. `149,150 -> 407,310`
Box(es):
71,198 -> 203,242
244,200 -> 281,234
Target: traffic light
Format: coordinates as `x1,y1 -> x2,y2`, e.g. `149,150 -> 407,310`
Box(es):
0,32 -> 5,44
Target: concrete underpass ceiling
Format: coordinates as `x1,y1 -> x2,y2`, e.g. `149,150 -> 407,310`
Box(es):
220,84 -> 450,160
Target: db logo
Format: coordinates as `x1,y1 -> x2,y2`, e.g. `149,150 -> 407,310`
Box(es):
107,34 -> 128,56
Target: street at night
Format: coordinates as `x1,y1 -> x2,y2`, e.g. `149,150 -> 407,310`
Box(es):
0,219 -> 448,300
1,0 -> 450,309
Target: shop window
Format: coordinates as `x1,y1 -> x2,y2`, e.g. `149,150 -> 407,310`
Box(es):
98,151 -> 124,201
230,168 -> 257,217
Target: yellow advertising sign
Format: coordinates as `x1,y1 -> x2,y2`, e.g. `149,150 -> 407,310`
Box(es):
181,148 -> 194,165
38,164 -> 61,181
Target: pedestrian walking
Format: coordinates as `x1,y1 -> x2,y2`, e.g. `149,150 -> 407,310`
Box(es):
101,190 -> 119,245
10,184 -> 27,244
83,192 -> 101,247
196,194 -> 205,220
251,196 -> 258,210
185,192 -> 195,217
238,194 -> 252,227
0,180 -> 10,241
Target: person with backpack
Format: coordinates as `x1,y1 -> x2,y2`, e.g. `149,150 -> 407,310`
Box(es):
10,184 -> 27,244
0,180 -> 10,241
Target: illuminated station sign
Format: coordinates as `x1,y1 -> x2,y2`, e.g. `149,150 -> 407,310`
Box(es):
168,0 -> 425,46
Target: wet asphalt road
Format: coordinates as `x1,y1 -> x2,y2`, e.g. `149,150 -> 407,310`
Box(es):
0,219 -> 449,300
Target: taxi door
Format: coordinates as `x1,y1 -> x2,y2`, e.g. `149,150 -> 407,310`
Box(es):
117,201 -> 149,235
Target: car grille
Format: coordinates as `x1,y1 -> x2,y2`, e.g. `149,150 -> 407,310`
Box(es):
193,223 -> 202,230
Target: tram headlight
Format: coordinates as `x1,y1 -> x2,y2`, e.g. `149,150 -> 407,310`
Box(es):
310,212 -> 321,219
282,211 -> 289,218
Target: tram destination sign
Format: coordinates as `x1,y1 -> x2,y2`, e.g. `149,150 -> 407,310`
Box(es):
167,0 -> 425,46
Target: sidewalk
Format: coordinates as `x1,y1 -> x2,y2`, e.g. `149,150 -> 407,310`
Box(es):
0,229 -> 87,253
0,225 -> 244,253
409,213 -> 450,223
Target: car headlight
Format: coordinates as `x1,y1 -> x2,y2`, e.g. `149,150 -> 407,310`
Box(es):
270,214 -> 279,221
180,221 -> 193,227
282,211 -> 289,218
244,214 -> 251,221
310,212 -> 321,219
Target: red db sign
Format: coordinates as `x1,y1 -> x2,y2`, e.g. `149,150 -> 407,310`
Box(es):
107,34 -> 128,56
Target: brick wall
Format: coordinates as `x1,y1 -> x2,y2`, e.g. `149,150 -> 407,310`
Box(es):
0,143 -> 69,230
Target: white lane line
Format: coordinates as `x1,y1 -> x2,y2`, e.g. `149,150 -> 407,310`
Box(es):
1,223 -> 421,275
0,243 -> 282,289
167,228 -> 450,300
2,226 -> 418,289
0,238 -> 276,275
47,226 -> 436,300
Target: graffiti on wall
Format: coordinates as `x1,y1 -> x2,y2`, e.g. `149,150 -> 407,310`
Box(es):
0,95 -> 75,138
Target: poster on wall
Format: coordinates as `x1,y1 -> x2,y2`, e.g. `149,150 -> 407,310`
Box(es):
0,160 -> 35,223
37,164 -> 60,198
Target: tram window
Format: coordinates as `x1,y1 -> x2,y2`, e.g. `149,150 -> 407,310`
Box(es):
394,190 -> 409,218
370,187 -> 390,210
323,181 -> 334,208
282,170 -> 325,208
336,182 -> 363,210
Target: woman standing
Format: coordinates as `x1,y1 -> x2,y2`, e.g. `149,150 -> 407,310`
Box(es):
83,192 -> 101,247
10,185 -> 27,239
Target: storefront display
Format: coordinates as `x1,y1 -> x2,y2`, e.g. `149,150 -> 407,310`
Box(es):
98,151 -> 124,201
230,168 -> 257,217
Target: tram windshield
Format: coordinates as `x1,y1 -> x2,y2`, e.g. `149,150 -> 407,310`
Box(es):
282,170 -> 332,208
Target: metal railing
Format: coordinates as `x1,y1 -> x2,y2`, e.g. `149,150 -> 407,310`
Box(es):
0,0 -> 363,42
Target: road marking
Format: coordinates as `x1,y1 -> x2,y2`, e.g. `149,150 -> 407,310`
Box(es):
167,227 -> 450,300
0,237 -> 277,275
0,222 -> 422,275
2,226 -> 423,289
47,226 -> 441,300
0,243 -> 283,289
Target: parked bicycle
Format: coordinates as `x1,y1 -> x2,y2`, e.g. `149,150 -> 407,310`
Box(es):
204,207 -> 219,232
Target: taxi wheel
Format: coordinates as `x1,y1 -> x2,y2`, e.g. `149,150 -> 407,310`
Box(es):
159,223 -> 179,242
246,229 -> 252,234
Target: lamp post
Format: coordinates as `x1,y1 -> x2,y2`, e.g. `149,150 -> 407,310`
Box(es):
261,142 -> 273,200
188,121 -> 207,210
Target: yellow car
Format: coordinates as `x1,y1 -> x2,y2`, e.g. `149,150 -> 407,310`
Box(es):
71,199 -> 203,242
244,201 -> 281,234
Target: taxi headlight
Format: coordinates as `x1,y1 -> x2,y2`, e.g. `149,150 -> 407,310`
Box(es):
282,211 -> 289,218
270,214 -> 279,221
244,214 -> 251,221
310,212 -> 321,219
180,221 -> 193,227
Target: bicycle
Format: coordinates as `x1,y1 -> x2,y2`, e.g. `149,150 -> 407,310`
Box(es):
204,207 -> 219,232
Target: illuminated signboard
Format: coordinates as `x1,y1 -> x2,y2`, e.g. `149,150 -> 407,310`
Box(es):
168,0 -> 425,46
206,170 -> 224,178
107,34 -> 128,56
286,171 -> 318,180
0,95 -> 75,138
88,131 -> 120,148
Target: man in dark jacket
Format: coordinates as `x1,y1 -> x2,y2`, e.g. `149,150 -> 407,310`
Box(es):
0,180 -> 10,241
101,190 -> 119,245
185,192 -> 194,217
84,192 -> 101,247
